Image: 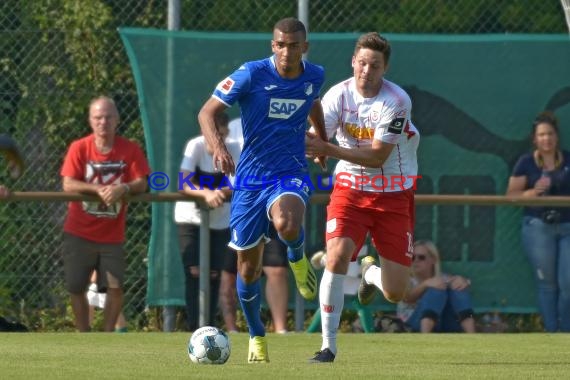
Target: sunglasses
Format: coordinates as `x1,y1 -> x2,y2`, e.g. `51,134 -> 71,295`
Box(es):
413,254 -> 427,262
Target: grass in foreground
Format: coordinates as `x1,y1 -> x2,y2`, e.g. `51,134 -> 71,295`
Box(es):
1,332 -> 569,379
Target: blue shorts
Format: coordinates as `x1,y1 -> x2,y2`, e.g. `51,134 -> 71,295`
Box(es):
229,177 -> 311,250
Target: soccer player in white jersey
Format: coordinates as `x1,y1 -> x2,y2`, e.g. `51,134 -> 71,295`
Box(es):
305,32 -> 420,363
198,17 -> 328,363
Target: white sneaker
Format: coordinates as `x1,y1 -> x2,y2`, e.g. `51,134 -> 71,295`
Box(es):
310,250 -> 327,270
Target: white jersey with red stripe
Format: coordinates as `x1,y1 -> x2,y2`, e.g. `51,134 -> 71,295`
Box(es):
322,77 -> 419,192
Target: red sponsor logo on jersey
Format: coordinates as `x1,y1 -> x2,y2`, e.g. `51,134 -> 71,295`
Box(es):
218,77 -> 235,94
323,304 -> 335,313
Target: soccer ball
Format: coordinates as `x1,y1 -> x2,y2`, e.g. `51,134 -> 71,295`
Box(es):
187,326 -> 231,364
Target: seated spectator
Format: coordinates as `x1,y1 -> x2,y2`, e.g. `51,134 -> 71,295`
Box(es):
397,240 -> 476,333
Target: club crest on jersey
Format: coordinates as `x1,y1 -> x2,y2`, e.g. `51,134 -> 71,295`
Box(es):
304,82 -> 313,96
217,77 -> 235,95
268,98 -> 306,119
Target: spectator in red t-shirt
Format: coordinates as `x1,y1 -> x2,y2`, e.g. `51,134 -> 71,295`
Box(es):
60,96 -> 150,332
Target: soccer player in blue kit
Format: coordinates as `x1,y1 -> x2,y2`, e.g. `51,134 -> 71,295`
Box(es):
198,17 -> 328,363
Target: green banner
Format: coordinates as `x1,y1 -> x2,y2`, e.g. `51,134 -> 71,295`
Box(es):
120,28 -> 570,312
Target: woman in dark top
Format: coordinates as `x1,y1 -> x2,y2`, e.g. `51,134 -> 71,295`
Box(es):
507,111 -> 570,332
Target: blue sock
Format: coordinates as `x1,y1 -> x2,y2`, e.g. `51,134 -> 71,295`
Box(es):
279,227 -> 305,263
236,275 -> 265,337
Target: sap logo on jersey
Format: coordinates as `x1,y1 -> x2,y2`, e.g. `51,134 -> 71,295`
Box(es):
268,98 -> 306,119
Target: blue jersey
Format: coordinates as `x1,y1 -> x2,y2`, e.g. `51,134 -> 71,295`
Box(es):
213,56 -> 324,187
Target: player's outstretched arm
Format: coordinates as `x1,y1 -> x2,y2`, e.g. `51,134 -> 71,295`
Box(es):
306,135 -> 395,168
198,98 -> 235,176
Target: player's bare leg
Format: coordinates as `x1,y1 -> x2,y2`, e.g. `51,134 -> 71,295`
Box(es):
271,196 -> 317,300
364,257 -> 409,303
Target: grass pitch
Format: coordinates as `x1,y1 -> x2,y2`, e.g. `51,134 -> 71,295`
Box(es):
1,332 -> 569,379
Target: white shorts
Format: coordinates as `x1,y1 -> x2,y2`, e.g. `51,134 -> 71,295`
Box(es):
87,283 -> 106,309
